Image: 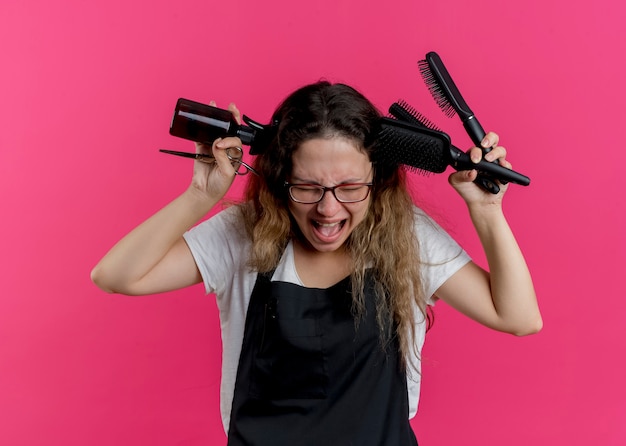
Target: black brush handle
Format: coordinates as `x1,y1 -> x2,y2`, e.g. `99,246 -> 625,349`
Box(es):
459,116 -> 508,193
458,115 -> 506,193
448,146 -> 530,186
458,115 -> 502,193
463,116 -> 487,148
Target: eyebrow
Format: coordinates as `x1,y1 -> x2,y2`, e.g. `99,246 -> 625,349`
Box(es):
289,177 -> 368,185
290,168 -> 374,185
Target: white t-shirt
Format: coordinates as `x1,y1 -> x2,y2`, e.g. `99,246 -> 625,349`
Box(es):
183,205 -> 470,433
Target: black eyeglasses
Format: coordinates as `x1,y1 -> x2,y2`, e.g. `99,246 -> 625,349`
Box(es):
284,182 -> 373,204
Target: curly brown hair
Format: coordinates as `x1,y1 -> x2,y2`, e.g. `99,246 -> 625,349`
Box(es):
239,81 -> 428,368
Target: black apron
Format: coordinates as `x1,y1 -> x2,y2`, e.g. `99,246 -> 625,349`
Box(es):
227,271 -> 418,446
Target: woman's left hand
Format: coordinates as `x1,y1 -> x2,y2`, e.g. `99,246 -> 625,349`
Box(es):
448,132 -> 511,207
439,131 -> 542,336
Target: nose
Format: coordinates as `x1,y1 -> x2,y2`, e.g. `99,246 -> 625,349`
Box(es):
316,189 -> 342,215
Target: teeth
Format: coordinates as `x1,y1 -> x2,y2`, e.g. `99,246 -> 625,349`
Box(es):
316,221 -> 340,227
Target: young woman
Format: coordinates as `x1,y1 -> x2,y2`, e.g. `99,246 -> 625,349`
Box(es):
91,81 -> 542,445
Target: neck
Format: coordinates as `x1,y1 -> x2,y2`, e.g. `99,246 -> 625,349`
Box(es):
292,239 -> 353,288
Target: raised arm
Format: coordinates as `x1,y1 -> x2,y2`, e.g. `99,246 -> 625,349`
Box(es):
434,132 -> 543,336
91,103 -> 244,296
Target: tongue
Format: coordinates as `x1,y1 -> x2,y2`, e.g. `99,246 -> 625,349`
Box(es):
317,222 -> 342,238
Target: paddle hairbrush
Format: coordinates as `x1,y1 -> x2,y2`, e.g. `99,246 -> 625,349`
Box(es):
418,51 -> 501,193
377,106 -> 530,187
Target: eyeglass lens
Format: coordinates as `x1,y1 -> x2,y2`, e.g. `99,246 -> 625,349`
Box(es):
289,184 -> 371,203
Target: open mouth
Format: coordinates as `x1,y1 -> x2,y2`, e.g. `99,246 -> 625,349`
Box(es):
313,219 -> 346,239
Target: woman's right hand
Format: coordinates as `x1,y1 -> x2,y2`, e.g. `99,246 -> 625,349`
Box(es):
190,102 -> 243,200
91,101 -> 245,295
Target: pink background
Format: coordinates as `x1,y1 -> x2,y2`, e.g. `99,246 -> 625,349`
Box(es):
1,0 -> 625,444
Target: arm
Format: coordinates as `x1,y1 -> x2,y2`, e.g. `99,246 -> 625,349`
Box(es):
434,132 -> 543,336
91,103 -> 244,296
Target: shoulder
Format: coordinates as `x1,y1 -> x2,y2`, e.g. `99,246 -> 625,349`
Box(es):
183,205 -> 254,295
411,206 -> 450,240
183,205 -> 251,262
411,205 -> 471,296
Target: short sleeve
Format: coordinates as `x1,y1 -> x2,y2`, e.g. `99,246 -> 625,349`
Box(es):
182,206 -> 250,295
414,207 -> 471,302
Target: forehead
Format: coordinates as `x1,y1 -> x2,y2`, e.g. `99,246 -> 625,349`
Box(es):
290,137 -> 372,182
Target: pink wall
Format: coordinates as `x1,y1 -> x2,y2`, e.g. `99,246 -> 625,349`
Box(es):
1,0 -> 624,444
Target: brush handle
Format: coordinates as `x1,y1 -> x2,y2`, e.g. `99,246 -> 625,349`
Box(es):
448,146 -> 530,186
464,116 -> 487,148
463,115 -> 497,162
462,116 -> 506,193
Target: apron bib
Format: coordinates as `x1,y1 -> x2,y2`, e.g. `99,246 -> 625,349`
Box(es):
227,271 -> 418,446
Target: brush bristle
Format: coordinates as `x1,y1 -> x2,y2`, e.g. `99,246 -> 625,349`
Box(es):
376,118 -> 450,174
390,100 -> 441,131
417,59 -> 457,118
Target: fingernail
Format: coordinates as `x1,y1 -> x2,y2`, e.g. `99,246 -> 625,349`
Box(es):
481,137 -> 490,148
484,153 -> 493,162
215,138 -> 224,147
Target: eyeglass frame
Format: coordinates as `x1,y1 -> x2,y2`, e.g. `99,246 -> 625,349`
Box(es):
284,181 -> 374,204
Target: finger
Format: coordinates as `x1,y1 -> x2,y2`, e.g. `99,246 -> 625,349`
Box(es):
207,100 -> 241,125
449,169 -> 478,186
469,146 -> 483,164
225,146 -> 243,162
214,137 -> 245,172
215,136 -> 244,153
484,145 -> 507,163
209,138 -> 238,175
480,131 -> 499,149
216,139 -> 244,171
194,141 -> 215,157
227,102 -> 242,125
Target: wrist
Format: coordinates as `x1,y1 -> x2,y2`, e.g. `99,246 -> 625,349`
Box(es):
467,201 -> 506,228
184,184 -> 221,213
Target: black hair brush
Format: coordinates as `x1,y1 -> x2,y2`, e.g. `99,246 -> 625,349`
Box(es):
418,51 -> 503,193
376,102 -> 530,187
